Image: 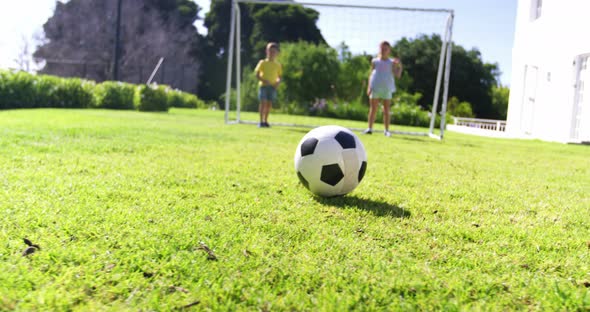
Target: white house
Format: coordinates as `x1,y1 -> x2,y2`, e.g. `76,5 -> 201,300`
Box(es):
507,0 -> 590,143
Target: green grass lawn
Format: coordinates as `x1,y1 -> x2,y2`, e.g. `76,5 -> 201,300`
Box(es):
0,108 -> 589,311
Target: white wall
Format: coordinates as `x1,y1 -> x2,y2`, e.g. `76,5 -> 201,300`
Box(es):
507,0 -> 590,142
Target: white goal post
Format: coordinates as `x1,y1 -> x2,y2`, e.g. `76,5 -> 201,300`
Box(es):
224,0 -> 454,140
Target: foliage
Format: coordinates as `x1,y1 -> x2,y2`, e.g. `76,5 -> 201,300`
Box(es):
393,34 -> 500,118
196,43 -> 228,103
1,109 -> 589,310
135,84 -> 169,112
313,101 -> 368,121
0,70 -> 37,109
0,71 -> 95,109
50,77 -> 96,108
239,66 -> 262,112
249,4 -> 325,61
232,44 -> 443,128
167,88 -> 207,109
0,70 -> 206,112
238,42 -> 366,114
94,81 -> 136,110
202,0 -> 324,103
335,45 -> 371,103
204,0 -> 254,57
491,85 -> 510,120
295,89 -> 449,128
202,4 -> 508,120
147,0 -> 200,27
390,91 -> 451,128
279,42 -> 340,106
447,96 -> 475,118
451,47 -> 499,118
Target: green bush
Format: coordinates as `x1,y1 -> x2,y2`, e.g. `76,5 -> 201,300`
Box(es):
52,78 -> 95,108
336,53 -> 370,103
0,70 -> 206,112
37,75 -> 96,108
135,84 -> 169,112
0,71 -> 95,109
167,89 -> 207,109
279,42 -> 340,110
491,85 -> 510,119
448,96 -> 475,118
0,71 -> 37,109
240,66 -> 261,112
391,102 -> 431,127
303,90 -> 450,129
34,75 -> 62,108
167,89 -> 186,108
95,81 -> 136,110
314,101 -> 368,122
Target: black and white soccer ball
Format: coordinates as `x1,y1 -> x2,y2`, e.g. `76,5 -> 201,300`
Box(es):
294,125 -> 367,197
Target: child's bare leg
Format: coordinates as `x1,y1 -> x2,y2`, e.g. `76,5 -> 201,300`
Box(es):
382,99 -> 391,131
260,100 -> 270,123
368,99 -> 379,129
264,102 -> 271,123
259,101 -> 265,123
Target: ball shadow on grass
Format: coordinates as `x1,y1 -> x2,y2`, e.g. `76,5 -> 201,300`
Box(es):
314,195 -> 410,218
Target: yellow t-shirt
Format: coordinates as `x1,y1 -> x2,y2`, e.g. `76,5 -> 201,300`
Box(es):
254,59 -> 282,87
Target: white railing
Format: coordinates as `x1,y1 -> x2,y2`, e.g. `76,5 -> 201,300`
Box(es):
452,117 -> 507,132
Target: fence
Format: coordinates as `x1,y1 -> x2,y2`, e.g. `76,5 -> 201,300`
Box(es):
39,59 -> 199,93
447,117 -> 510,138
452,117 -> 507,131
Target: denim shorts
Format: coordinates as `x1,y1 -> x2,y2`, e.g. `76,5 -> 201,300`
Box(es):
258,86 -> 277,102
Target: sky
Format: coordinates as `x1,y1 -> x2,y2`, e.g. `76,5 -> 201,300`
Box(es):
0,0 -> 517,85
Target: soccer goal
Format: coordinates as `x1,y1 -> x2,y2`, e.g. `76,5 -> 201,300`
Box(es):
224,0 -> 454,139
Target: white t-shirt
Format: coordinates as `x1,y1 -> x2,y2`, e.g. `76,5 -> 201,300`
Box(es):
369,58 -> 396,93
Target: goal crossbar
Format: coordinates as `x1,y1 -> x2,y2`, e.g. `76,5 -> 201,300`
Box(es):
235,0 -> 452,13
224,0 -> 454,140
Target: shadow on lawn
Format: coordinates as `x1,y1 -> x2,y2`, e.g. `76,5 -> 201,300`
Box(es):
393,135 -> 437,143
285,128 -> 314,134
315,195 -> 410,218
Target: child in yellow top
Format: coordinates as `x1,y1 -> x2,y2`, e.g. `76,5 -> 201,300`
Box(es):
254,42 -> 282,128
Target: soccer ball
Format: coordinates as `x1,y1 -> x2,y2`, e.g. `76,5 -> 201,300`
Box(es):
294,125 -> 367,197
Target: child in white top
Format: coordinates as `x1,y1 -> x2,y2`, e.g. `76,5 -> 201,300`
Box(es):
364,41 -> 403,137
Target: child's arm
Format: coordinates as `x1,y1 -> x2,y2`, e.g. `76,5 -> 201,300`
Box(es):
393,58 -> 403,79
273,64 -> 282,88
366,61 -> 375,96
256,71 -> 270,86
273,76 -> 281,88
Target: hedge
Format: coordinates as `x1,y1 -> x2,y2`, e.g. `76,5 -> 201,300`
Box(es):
0,70 -> 205,112
94,81 -> 136,110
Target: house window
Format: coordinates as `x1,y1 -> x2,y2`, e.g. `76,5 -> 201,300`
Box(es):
531,0 -> 542,20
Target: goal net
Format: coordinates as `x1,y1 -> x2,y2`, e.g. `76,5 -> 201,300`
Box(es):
224,0 -> 454,139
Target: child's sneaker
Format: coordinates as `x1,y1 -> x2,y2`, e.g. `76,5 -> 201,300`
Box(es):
384,130 -> 391,137
362,128 -> 373,135
264,122 -> 271,128
258,122 -> 264,128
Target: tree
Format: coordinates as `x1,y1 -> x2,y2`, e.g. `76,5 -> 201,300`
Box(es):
393,34 -> 500,118
200,0 -> 324,102
279,42 -> 340,106
335,43 -> 370,103
200,0 -> 255,102
34,0 -> 203,92
15,35 -> 33,72
204,0 -> 254,57
447,96 -> 474,118
490,85 -> 510,120
248,4 -> 325,62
